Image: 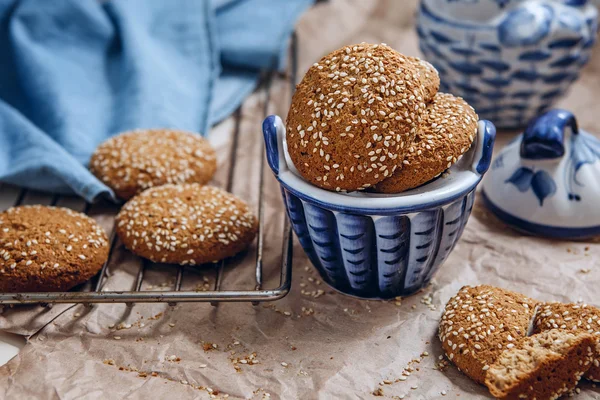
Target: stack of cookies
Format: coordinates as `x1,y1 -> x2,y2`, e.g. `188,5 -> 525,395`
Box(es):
0,129 -> 258,293
286,43 -> 478,194
440,285 -> 600,399
94,129 -> 258,268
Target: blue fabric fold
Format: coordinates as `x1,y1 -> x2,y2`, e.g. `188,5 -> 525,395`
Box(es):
0,0 -> 312,201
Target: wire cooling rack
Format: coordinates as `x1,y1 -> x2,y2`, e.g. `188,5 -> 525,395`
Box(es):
0,34 -> 299,307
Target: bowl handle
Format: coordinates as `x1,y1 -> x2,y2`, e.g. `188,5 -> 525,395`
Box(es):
262,115 -> 283,177
472,120 -> 496,175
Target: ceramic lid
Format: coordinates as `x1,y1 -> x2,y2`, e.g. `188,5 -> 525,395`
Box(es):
482,109 -> 600,238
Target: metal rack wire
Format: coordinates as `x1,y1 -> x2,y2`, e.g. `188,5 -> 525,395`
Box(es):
0,34 -> 298,306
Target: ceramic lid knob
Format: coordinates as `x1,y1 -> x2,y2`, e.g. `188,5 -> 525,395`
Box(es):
520,109 -> 578,160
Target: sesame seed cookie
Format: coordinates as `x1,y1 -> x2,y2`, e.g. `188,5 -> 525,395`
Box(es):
485,329 -> 596,400
0,205 -> 109,292
374,93 -> 478,193
90,129 -> 217,200
533,302 -> 600,382
407,56 -> 439,103
439,285 -> 538,384
286,43 -> 426,192
115,184 -> 258,265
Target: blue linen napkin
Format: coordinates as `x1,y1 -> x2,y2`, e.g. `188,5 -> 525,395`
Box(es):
0,0 -> 312,202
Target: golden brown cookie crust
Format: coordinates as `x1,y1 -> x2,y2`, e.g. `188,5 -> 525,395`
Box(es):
485,329 -> 596,400
90,129 -> 217,200
439,285 -> 538,384
286,43 -> 426,192
116,184 -> 258,265
533,302 -> 600,382
0,205 -> 109,292
374,93 -> 478,193
407,56 -> 439,103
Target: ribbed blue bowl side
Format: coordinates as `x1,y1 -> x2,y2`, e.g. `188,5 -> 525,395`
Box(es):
403,209 -> 443,294
281,189 -> 322,271
373,216 -> 410,297
282,187 -> 477,299
335,213 -> 376,294
302,202 -> 351,290
423,190 -> 475,285
454,190 -> 476,245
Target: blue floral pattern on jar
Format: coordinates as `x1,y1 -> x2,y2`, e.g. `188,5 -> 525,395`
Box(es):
564,131 -> 600,201
417,0 -> 598,129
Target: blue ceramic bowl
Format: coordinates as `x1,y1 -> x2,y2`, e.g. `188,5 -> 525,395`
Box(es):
262,116 -> 496,299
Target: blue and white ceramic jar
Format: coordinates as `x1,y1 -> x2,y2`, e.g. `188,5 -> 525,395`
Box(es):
263,115 -> 496,299
417,0 -> 598,129
483,109 -> 600,238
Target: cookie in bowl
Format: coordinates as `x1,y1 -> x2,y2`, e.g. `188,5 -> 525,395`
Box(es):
407,56 -> 439,103
90,129 -> 217,200
286,43 -> 427,192
374,93 -> 477,193
0,205 -> 109,292
115,184 -> 258,265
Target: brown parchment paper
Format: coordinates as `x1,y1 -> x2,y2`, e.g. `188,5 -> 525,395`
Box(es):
1,1 -> 600,398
